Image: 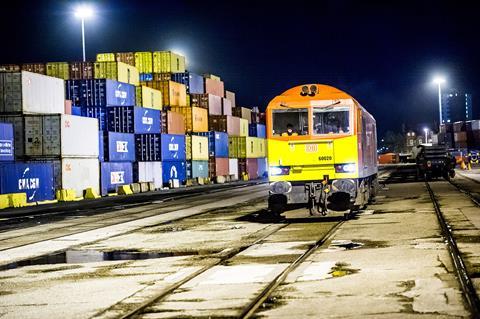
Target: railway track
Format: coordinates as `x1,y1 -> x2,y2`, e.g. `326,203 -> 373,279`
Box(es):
425,179 -> 480,317
103,216 -> 346,319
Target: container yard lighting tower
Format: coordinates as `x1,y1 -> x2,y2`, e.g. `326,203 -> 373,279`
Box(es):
433,76 -> 446,124
74,5 -> 94,62
423,127 -> 428,143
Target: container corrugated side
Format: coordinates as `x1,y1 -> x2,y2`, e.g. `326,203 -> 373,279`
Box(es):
208,157 -> 229,178
186,135 -> 192,160
0,122 -> 14,161
115,52 -> 136,66
246,158 -> 258,179
204,78 -> 224,97
136,86 -> 162,110
107,106 -> 161,134
100,162 -> 133,196
161,134 -> 186,161
208,94 -> 222,115
249,124 -> 266,138
61,157 -> 100,197
240,118 -> 249,137
69,62 -> 94,80
166,111 -> 185,134
229,136 -> 246,158
65,79 -> 135,107
257,158 -> 267,178
96,53 -> 116,62
191,160 -> 209,178
228,158 -> 238,180
94,61 -> 139,86
135,52 -> 153,74
135,134 -> 161,162
133,161 -> 163,189
0,162 -> 54,202
153,51 -> 186,73
171,106 -> 208,133
225,91 -> 236,108
46,62 -> 70,80
222,97 -> 232,116
142,80 -> 187,107
189,73 -> 204,94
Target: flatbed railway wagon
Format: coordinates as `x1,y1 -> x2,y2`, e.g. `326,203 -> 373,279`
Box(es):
266,84 -> 378,216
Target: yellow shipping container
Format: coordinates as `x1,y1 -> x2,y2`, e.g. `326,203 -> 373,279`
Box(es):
46,62 -> 69,80
135,86 -> 162,110
191,135 -> 209,160
96,53 -> 115,62
240,118 -> 249,137
171,106 -> 208,133
186,135 -> 192,160
94,61 -> 140,86
135,52 -> 153,73
246,137 -> 266,158
159,80 -> 187,107
153,51 -> 186,73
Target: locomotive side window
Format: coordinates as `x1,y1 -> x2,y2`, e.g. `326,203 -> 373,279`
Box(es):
272,108 -> 308,136
313,106 -> 351,135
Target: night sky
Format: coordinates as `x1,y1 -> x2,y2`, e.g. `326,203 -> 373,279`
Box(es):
1,1 -> 478,136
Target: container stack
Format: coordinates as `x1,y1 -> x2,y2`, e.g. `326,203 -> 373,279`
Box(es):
466,120 -> 480,149
438,123 -> 454,148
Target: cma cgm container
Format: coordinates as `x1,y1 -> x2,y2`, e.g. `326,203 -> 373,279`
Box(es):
100,162 -> 133,196
65,79 -> 135,107
153,51 -> 186,73
205,78 -> 224,97
222,98 -> 232,116
106,106 -> 161,134
208,157 -> 229,178
0,122 -> 14,161
0,114 -> 99,158
69,62 -> 94,80
249,124 -> 266,138
0,162 -> 54,202
209,115 -> 241,136
46,62 -> 69,80
94,61 -> 140,86
135,134 -> 161,162
170,106 -> 208,133
0,71 -> 65,114
133,161 -> 163,189
102,132 -> 135,162
196,131 -> 229,157
135,86 -> 162,110
162,161 -> 186,185
225,91 -> 236,108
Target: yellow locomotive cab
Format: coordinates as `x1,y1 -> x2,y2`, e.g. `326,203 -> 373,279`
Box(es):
266,84 -> 378,216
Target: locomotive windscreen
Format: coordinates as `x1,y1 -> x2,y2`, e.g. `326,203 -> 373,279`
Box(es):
272,108 -> 308,136
313,106 -> 351,135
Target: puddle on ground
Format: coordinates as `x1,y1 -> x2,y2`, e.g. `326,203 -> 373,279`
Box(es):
330,240 -> 364,249
1,249 -> 198,271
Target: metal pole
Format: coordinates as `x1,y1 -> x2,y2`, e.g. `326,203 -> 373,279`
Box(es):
81,18 -> 86,62
438,83 -> 443,124
425,130 -> 428,143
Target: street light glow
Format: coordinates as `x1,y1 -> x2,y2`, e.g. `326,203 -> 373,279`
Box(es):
75,5 -> 94,19
433,76 -> 446,85
423,127 -> 428,132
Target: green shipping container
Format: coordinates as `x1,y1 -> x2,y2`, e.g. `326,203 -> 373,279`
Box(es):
46,62 -> 70,80
153,51 -> 186,73
228,136 -> 246,159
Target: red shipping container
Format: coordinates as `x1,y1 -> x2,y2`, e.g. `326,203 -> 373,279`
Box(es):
208,157 -> 229,177
205,78 -> 225,97
246,158 -> 258,179
208,115 -> 241,136
64,100 -> 72,115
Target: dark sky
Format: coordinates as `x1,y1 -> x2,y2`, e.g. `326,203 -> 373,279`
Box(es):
1,0 -> 478,136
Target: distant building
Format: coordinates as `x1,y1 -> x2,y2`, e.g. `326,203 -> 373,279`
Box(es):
405,131 -> 418,153
441,90 -> 472,124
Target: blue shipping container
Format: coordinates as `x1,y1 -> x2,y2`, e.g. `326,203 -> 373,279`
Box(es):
65,79 -> 135,107
197,131 -> 229,157
191,160 -> 209,178
100,162 -> 133,196
107,106 -> 161,134
249,124 -> 266,138
139,73 -> 153,81
71,106 -> 82,116
257,158 -> 268,178
0,162 -> 55,202
98,131 -> 105,162
0,122 -> 14,161
189,73 -> 205,94
103,132 -> 136,162
161,134 -> 186,161
162,161 -> 186,185
82,106 -> 107,131
135,134 -> 161,161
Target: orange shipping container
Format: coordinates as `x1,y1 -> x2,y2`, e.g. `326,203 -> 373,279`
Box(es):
166,111 -> 185,134
205,78 -> 225,97
171,106 -> 208,133
378,153 -> 399,164
142,80 -> 187,107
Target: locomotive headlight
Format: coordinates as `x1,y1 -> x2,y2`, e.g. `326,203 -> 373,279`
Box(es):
335,163 -> 356,173
269,166 -> 290,176
270,181 -> 292,194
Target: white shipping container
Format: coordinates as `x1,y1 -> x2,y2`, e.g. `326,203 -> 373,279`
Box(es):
135,162 -> 163,189
61,157 -> 100,197
208,94 -> 222,115
23,114 -> 99,157
222,98 -> 232,116
21,71 -> 65,114
225,91 -> 236,108
229,158 -> 239,180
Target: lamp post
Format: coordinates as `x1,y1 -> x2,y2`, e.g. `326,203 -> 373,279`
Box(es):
74,5 -> 94,62
423,128 -> 428,144
433,76 -> 446,124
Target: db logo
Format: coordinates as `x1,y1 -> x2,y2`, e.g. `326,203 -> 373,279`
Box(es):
305,144 -> 318,153
65,164 -> 72,171
116,141 -> 128,153
64,120 -> 71,128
